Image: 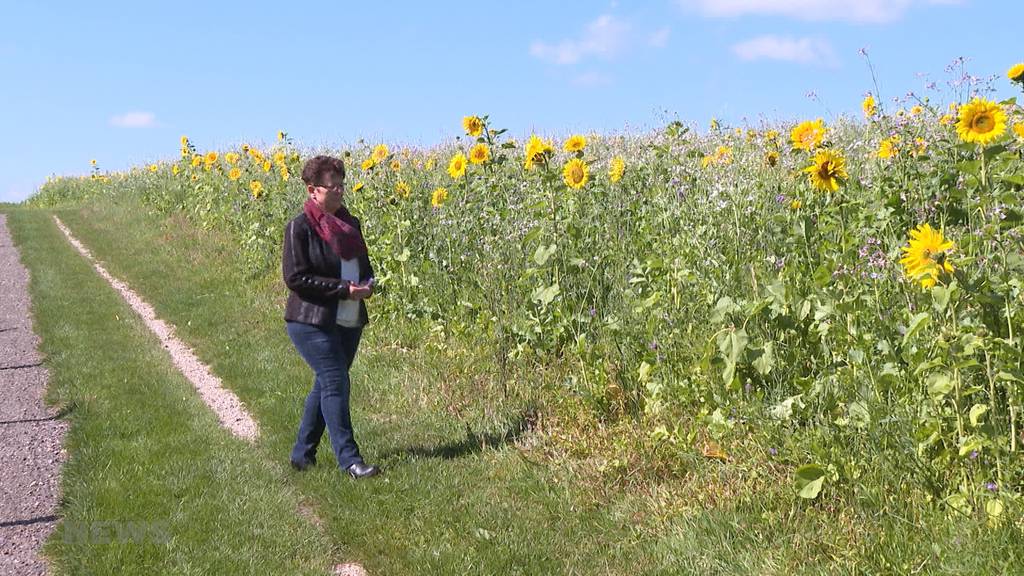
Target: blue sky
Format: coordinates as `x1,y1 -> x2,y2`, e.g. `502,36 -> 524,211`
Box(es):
1,0 -> 1020,202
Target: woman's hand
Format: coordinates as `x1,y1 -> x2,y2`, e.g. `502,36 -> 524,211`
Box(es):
348,282 -> 374,300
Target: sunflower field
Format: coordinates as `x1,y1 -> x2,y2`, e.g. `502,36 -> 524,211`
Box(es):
31,65 -> 1024,520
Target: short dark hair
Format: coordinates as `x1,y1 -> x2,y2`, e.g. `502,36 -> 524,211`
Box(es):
301,155 -> 346,186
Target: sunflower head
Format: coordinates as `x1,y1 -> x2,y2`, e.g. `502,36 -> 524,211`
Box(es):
803,149 -> 848,192
361,158 -> 375,171
431,187 -> 448,208
204,151 -> 219,165
524,134 -> 553,170
448,153 -> 467,180
701,146 -> 733,168
469,143 -> 490,165
1008,63 -> 1024,83
862,94 -> 877,119
899,224 -> 955,288
877,136 -> 899,159
1013,123 -> 1024,139
462,116 -> 484,137
371,144 -> 389,163
563,134 -> 587,152
956,98 -> 1007,146
608,156 -> 625,182
250,180 -> 264,199
352,181 -> 364,192
395,181 -> 411,198
562,158 -> 589,189
228,167 -> 242,181
766,150 -> 780,167
790,119 -> 826,151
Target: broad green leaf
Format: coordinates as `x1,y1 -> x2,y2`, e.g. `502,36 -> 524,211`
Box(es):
969,404 -> 989,427
753,341 -> 774,376
794,464 -> 826,499
927,372 -> 954,400
902,312 -> 931,347
533,243 -> 557,266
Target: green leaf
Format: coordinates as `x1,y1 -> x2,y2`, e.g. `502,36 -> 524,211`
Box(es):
531,283 -> 560,307
969,404 -> 989,427
710,296 -> 740,323
932,285 -> 951,312
927,372 -> 954,401
902,312 -> 931,347
533,243 -> 557,266
794,464 -> 826,499
753,341 -> 774,376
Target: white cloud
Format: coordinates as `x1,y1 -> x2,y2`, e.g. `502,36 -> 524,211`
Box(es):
530,14 -> 630,65
110,111 -> 157,128
678,0 -> 958,23
732,35 -> 837,66
648,27 -> 671,48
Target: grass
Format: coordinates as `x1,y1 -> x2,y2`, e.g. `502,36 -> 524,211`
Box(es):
6,201 -> 1023,574
4,207 -> 335,574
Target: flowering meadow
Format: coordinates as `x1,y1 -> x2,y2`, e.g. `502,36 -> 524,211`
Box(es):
31,64 -> 1024,521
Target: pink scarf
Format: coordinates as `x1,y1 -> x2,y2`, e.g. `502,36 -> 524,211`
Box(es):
303,199 -> 367,260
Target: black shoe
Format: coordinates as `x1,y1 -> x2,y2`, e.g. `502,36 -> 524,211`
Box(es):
290,456 -> 316,471
346,462 -> 380,479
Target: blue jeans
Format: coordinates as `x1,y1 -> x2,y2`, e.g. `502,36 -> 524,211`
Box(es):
286,321 -> 364,469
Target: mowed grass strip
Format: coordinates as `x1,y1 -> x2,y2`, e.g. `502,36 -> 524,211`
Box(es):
6,208 -> 334,575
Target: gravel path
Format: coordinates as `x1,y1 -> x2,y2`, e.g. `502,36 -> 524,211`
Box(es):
0,214 -> 68,575
52,216 -> 259,442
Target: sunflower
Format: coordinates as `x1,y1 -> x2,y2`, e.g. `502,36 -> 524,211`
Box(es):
448,153 -> 467,179
956,98 -> 1007,145
191,154 -> 202,168
939,114 -> 954,126
228,167 -> 242,181
1014,123 -> 1024,139
273,150 -> 287,165
371,144 -> 389,163
277,131 -> 286,141
172,164 -> 180,176
462,116 -> 484,137
250,180 -> 264,199
180,135 -> 189,147
352,181 -> 364,192
766,151 -> 780,167
862,94 -> 877,119
469,143 -> 490,165
262,160 -> 272,173
361,158 -> 375,171
562,158 -> 589,189
803,149 -> 848,192
431,187 -> 448,208
90,159 -> 97,166
390,159 -> 401,171
790,119 -> 826,151
395,181 -> 411,198
790,199 -> 802,210
899,224 -> 954,289
225,152 -> 240,165
1008,63 -> 1024,82
877,136 -> 899,159
701,146 -> 733,168
149,164 -> 159,173
204,151 -> 219,165
524,134 -> 553,170
279,165 -> 290,181
608,156 -> 625,182
563,134 -> 587,152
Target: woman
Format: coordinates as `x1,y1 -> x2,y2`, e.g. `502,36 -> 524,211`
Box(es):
282,155 -> 379,479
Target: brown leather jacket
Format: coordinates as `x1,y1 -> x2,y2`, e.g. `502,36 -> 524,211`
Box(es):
282,212 -> 374,327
